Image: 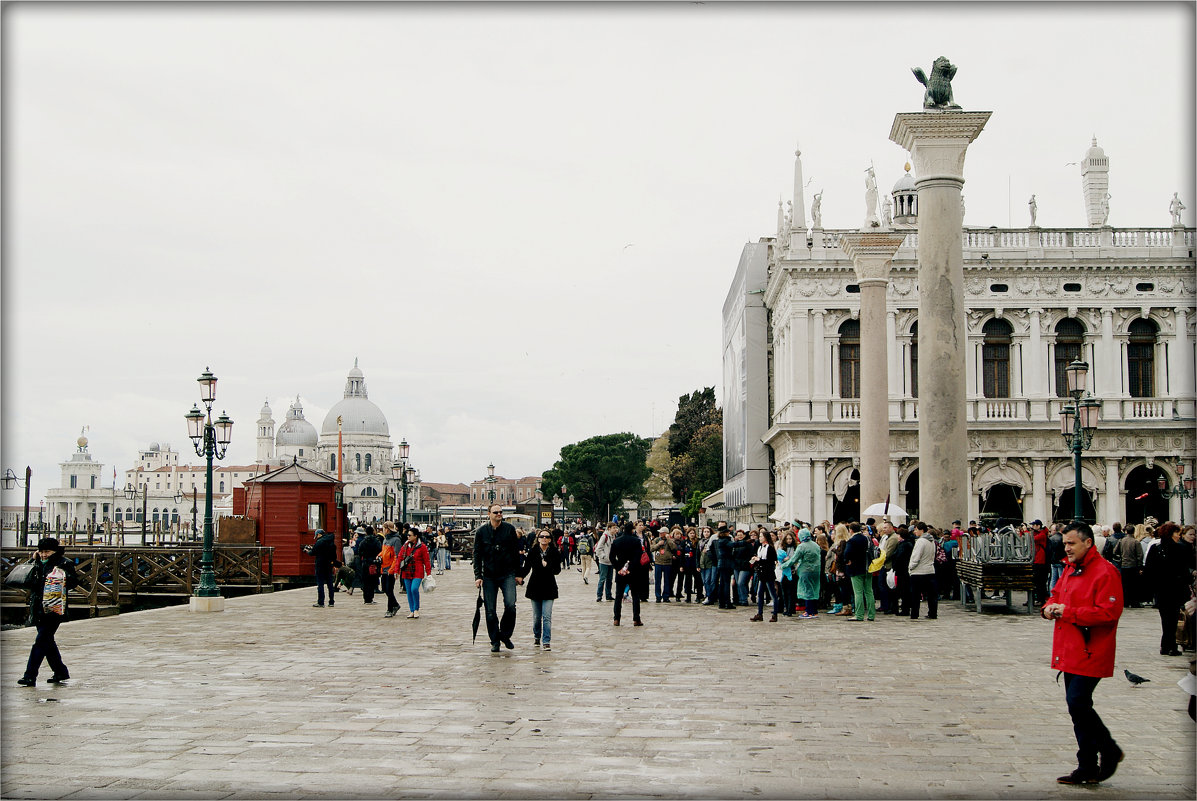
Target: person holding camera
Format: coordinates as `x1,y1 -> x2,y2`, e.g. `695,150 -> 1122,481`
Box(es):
305,528 -> 338,608
356,526 -> 382,606
393,526 -> 432,619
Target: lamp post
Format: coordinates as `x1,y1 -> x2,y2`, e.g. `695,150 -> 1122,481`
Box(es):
2,467 -> 31,547
185,366 -> 234,612
191,487 -> 198,541
1157,461 -> 1196,526
173,489 -> 184,542
560,485 -> 567,528
392,438 -> 414,525
123,483 -> 147,546
383,486 -> 395,522
1059,360 -> 1100,523
535,488 -> 543,529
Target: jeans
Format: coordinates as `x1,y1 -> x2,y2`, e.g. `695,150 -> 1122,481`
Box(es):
909,573 -> 938,619
717,567 -> 735,607
757,578 -> 780,616
402,577 -> 422,612
596,563 -> 614,600
654,564 -> 674,601
851,573 -> 875,620
701,567 -> 717,601
614,574 -> 640,622
530,598 -> 554,644
1050,562 -> 1065,591
482,574 -> 518,645
735,569 -> 752,605
1063,673 -> 1115,772
315,567 -> 336,606
381,573 -> 399,613
779,576 -> 796,614
23,615 -> 67,680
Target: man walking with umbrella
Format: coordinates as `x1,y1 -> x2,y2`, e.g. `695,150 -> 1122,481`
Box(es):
473,504 -> 525,653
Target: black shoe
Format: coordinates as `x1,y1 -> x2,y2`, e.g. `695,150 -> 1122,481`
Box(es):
328,602 -> 334,607
47,674 -> 69,684
17,677 -> 35,687
502,637 -> 515,650
1097,745 -> 1124,781
655,598 -> 662,603
1057,769 -> 1100,785
490,643 -> 501,652
662,598 -> 670,603
596,597 -> 604,602
727,605 -> 736,610
312,603 -> 325,607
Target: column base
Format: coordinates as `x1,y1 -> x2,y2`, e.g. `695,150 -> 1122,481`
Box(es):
189,596 -> 226,613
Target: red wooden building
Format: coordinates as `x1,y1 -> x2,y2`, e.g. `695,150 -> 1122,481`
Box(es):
233,460 -> 344,579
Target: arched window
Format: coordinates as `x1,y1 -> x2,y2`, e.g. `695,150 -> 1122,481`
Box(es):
1128,318 -> 1158,397
361,486 -> 379,497
1054,318 -> 1086,397
909,321 -> 918,398
219,481 -> 226,493
982,319 -> 1013,398
355,453 -> 362,472
365,453 -> 372,471
90,476 -> 96,489
330,454 -> 336,472
152,508 -> 160,522
839,319 -> 861,399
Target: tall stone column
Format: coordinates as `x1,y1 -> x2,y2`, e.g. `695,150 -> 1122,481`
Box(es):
840,232 -> 906,514
1104,457 -> 1121,525
890,110 -> 991,528
1030,458 -> 1048,524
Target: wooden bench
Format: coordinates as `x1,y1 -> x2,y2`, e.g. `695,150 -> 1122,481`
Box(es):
957,560 -> 1035,614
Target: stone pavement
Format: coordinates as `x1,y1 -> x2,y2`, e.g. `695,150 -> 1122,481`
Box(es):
2,563 -> 1193,800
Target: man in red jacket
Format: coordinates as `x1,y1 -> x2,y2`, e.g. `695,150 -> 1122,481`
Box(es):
1042,521 -> 1124,786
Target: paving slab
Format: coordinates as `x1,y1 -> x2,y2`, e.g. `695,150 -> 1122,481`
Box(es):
3,563 -> 1194,799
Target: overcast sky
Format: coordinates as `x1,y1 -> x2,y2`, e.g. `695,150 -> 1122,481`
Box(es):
3,2 -> 1193,507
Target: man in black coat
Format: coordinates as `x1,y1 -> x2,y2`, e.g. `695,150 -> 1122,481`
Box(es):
712,523 -> 737,609
18,538 -> 79,687
306,528 -> 338,607
610,522 -> 647,626
473,504 -> 526,652
356,526 -> 383,606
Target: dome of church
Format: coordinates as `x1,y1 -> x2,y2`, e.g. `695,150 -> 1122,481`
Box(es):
259,399 -> 273,418
320,360 -> 390,437
277,398 -> 319,447
1085,136 -> 1106,161
148,442 -> 160,452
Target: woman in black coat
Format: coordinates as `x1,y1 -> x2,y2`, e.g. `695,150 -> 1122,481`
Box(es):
1144,522 -> 1189,656
18,538 -> 79,687
610,523 -> 648,626
520,530 -> 561,650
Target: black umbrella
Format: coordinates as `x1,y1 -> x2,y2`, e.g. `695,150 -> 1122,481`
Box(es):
472,586 -> 484,643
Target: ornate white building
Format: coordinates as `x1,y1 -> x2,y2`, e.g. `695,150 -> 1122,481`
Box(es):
723,137 -> 1196,528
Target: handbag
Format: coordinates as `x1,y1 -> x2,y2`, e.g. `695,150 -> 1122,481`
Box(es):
422,573 -> 437,593
868,555 -> 886,574
886,570 -> 897,590
639,543 -> 650,567
3,563 -> 35,587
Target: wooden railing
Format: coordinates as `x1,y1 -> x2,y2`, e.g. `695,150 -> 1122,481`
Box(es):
1,545 -> 273,616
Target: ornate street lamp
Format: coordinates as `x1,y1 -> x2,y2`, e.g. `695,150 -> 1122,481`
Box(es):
185,367 -> 233,611
1059,360 -> 1100,523
1157,460 -> 1196,526
486,463 -> 497,505
3,467 -> 32,547
535,488 -> 543,529
124,482 -> 148,546
393,441 -> 416,525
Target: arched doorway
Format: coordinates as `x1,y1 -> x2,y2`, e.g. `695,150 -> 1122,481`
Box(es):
1055,488 -> 1096,524
832,469 -> 860,524
1124,464 -> 1168,525
980,483 -> 1024,526
904,469 -> 920,520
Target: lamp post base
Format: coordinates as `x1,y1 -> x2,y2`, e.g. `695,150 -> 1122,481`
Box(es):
189,596 -> 226,613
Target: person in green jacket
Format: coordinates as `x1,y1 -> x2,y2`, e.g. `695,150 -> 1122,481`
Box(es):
794,528 -> 823,618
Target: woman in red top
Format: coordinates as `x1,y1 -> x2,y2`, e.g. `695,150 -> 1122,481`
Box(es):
393,527 -> 432,619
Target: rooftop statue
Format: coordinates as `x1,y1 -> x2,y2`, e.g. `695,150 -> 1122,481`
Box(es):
912,57 -> 961,110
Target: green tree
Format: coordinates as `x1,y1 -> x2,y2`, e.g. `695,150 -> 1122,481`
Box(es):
670,422 -> 723,502
667,387 -> 720,461
541,433 -> 653,522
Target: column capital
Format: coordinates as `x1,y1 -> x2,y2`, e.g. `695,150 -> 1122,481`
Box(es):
839,231 -> 907,282
889,111 -> 992,181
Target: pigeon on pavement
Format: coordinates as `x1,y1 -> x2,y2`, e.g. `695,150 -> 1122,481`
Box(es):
1124,669 -> 1150,686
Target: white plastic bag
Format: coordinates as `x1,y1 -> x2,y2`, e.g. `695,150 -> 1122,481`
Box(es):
422,574 -> 437,593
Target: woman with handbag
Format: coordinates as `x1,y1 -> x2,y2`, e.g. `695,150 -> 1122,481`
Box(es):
610,522 -> 648,627
394,527 -> 432,619
18,538 -> 79,687
520,529 -> 562,650
748,530 -> 780,622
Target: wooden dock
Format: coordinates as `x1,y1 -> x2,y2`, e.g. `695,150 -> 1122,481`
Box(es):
1,545 -> 274,618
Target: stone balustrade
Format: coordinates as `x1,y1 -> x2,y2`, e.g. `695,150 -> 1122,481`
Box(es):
804,227 -> 1191,255
800,396 -> 1177,426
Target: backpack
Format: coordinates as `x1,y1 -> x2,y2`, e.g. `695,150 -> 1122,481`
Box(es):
934,541 -> 947,565
578,536 -> 591,555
